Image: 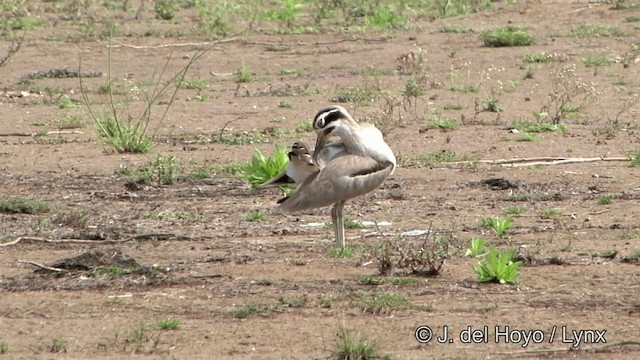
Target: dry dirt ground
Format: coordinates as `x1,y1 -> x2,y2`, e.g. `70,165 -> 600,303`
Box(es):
1,1 -> 640,359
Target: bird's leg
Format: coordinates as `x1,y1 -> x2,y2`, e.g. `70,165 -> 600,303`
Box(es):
333,200 -> 346,248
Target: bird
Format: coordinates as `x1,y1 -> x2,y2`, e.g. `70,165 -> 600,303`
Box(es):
258,141 -> 318,189
311,105 -> 396,172
278,105 -> 396,248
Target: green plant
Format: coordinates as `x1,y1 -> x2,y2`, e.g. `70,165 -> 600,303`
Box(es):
81,26 -> 205,153
512,120 -> 567,133
505,206 -> 523,216
399,150 -> 460,168
484,95 -> 502,112
450,84 -> 479,93
333,327 -> 390,360
90,265 -> 136,277
279,294 -> 306,307
596,195 -> 613,205
365,4 -> 406,29
426,114 -> 458,131
330,85 -> 379,105
540,209 -> 563,217
245,209 -> 267,222
233,303 -> 263,319
237,145 -> 290,191
263,0 -> 303,29
473,247 -> 522,284
154,0 -> 177,20
179,77 -> 207,90
629,151 -> 640,167
568,24 -> 623,37
388,277 -> 419,285
465,237 -> 487,257
328,246 -> 356,258
124,321 -> 162,354
480,217 -> 512,238
57,115 -> 85,129
156,318 -> 180,330
581,56 -> 613,68
0,341 -> 7,354
295,121 -> 313,132
358,293 -> 411,314
522,51 -> 556,63
441,24 -> 470,33
293,258 -> 306,266
50,337 -> 67,353
344,219 -> 363,229
515,133 -> 537,142
0,197 -> 51,214
56,94 -> 79,109
127,154 -> 178,186
234,62 -> 254,83
195,1 -> 233,38
483,26 -> 533,47
358,275 -> 382,285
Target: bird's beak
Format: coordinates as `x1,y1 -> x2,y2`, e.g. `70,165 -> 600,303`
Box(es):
313,130 -> 328,163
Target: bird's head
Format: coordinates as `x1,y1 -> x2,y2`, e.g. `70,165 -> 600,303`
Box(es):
311,105 -> 357,155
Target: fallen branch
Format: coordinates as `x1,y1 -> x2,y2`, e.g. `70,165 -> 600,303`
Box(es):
108,36 -> 388,49
17,260 -> 67,273
502,157 -> 628,167
0,130 -> 84,137
109,38 -> 240,49
498,340 -> 640,356
449,156 -> 628,167
0,233 -> 192,247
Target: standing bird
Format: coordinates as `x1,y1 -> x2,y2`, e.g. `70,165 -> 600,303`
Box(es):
278,106 -> 396,248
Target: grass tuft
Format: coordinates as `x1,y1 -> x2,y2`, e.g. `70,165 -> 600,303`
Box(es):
0,197 -> 51,214
483,26 -> 533,47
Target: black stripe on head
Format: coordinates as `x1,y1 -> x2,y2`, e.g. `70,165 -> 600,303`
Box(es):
313,107 -> 346,130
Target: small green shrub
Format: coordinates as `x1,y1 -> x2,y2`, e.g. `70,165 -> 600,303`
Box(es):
0,197 -> 51,214
483,26 -> 533,47
473,247 -> 522,284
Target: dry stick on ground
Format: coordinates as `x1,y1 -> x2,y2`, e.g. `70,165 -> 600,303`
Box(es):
498,340 -> 640,356
109,36 -> 388,49
448,156 -> 628,167
0,233 -> 192,247
17,260 -> 67,273
0,36 -> 23,69
0,130 -> 84,137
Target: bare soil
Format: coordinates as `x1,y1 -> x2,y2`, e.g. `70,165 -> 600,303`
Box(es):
1,1 -> 639,359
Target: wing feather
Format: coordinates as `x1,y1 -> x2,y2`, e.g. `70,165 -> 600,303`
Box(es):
278,155 -> 393,213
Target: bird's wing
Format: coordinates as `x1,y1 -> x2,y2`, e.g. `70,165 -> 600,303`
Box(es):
278,154 -> 393,213
258,169 -> 294,189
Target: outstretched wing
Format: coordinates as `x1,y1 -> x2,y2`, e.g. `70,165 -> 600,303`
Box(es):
278,155 -> 393,214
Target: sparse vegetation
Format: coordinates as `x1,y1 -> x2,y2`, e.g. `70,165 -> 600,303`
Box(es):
483,26 -> 533,47
568,24 -> 623,37
0,197 -> 51,214
245,209 -> 267,222
329,246 -> 356,258
50,337 -> 67,353
581,56 -> 613,68
81,27 -> 206,153
332,327 -> 391,360
156,318 -> 180,330
596,195 -> 613,205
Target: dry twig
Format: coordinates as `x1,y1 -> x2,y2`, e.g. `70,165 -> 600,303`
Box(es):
17,260 -> 67,273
